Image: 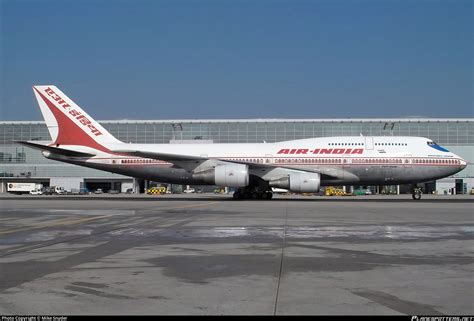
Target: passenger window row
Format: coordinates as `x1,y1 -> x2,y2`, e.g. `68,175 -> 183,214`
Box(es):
352,158 -> 403,164
375,143 -> 407,146
276,158 -> 342,164
328,143 -> 363,146
413,159 -> 460,164
228,158 -> 264,163
122,159 -> 162,164
229,158 -> 460,165
121,157 -> 459,166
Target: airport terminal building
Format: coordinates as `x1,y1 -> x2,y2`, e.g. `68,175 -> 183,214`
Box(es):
1,118 -> 473,194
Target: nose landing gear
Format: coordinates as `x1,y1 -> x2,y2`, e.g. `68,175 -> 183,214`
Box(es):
411,186 -> 422,200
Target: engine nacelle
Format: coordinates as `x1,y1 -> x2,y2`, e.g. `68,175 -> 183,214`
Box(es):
270,173 -> 321,193
193,164 -> 249,187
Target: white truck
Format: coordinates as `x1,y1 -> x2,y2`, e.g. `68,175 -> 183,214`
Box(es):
42,186 -> 66,195
29,188 -> 44,195
53,186 -> 66,194
7,182 -> 43,194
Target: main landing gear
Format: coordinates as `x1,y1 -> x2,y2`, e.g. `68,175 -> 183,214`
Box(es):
232,187 -> 273,200
411,186 -> 422,200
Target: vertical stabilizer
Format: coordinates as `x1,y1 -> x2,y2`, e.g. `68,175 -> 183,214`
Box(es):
33,86 -> 121,150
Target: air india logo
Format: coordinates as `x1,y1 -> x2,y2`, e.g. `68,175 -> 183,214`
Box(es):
44,87 -> 103,136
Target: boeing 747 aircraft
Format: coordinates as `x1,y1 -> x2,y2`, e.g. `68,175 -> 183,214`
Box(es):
19,86 -> 467,200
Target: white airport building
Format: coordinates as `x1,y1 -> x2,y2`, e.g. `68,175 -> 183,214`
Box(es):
1,118 -> 472,194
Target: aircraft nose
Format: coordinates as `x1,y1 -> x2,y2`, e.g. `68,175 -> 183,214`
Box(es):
460,158 -> 467,169
453,152 -> 468,169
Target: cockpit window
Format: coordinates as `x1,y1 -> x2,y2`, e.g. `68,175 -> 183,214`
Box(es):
427,141 -> 449,152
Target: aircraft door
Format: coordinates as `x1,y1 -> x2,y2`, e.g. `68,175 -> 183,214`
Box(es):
265,154 -> 274,164
365,137 -> 374,150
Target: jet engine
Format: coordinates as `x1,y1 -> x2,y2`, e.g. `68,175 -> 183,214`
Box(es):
193,164 -> 249,187
269,173 -> 321,193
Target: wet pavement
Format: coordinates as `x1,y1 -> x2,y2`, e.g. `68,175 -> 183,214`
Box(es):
0,194 -> 473,314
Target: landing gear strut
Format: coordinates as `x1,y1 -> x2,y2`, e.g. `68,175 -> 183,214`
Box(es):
411,186 -> 422,200
233,187 -> 273,200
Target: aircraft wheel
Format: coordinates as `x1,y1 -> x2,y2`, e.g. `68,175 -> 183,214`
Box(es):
265,192 -> 273,200
233,192 -> 241,200
412,191 -> 422,200
412,188 -> 422,200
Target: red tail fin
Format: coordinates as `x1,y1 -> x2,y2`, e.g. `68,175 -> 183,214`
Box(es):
33,86 -> 121,151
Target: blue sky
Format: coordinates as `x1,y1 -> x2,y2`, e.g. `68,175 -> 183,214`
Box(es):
1,0 -> 472,121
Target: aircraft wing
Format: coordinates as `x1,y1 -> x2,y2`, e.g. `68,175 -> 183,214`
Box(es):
112,148 -> 218,172
111,149 -> 207,162
16,141 -> 96,158
223,158 -> 349,180
112,149 -> 349,180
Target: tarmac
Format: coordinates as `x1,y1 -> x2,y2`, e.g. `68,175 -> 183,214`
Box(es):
0,194 -> 473,315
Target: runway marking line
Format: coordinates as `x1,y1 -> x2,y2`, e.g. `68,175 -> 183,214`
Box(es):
0,215 -> 111,235
0,201 -> 220,235
156,201 -> 221,212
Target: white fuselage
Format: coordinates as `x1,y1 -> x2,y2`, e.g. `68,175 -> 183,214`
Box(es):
47,136 -> 466,187
29,85 -> 467,194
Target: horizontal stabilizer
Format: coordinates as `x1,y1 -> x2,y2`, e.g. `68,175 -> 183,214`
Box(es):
16,141 -> 96,157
